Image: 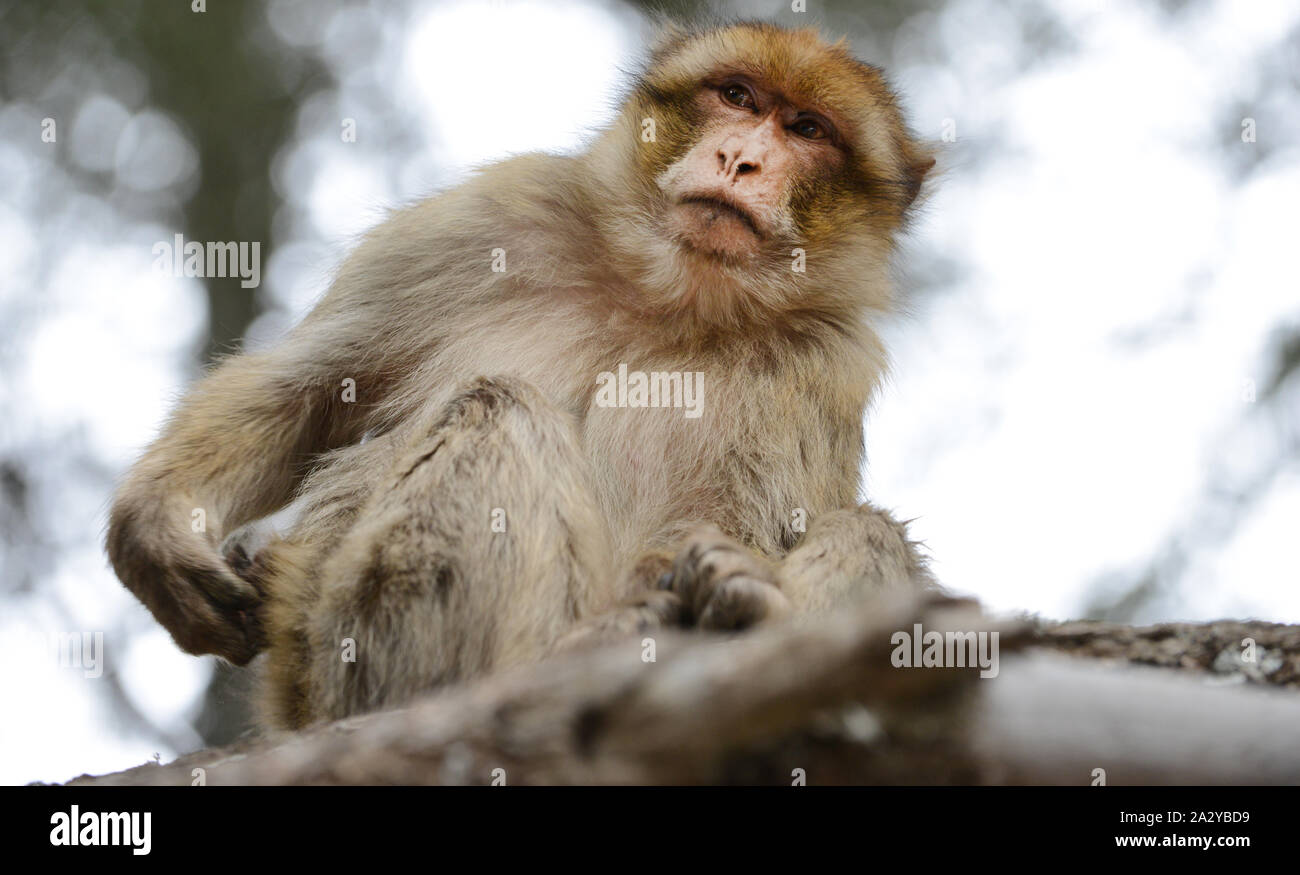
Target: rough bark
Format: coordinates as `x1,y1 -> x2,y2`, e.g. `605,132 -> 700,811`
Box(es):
63,592 -> 1300,786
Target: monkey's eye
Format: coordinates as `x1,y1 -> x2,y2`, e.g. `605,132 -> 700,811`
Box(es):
792,117 -> 828,140
720,84 -> 756,109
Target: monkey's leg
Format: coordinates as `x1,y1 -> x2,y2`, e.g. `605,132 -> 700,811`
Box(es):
658,505 -> 930,631
230,436 -> 408,729
778,504 -> 932,612
265,376 -> 614,728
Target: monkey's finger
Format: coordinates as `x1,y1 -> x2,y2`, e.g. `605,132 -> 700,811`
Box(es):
624,549 -> 675,593
188,562 -> 261,612
663,524 -> 729,608
669,528 -> 779,620
629,589 -> 685,627
697,577 -> 792,631
186,561 -> 267,660
222,541 -> 255,582
144,562 -> 265,665
553,596 -> 682,653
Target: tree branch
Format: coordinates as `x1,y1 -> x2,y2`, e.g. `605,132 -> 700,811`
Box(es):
64,593 -> 1300,785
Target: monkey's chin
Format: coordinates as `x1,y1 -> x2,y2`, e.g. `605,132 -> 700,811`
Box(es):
667,203 -> 764,261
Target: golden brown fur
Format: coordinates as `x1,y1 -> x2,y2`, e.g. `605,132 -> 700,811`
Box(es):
106,22 -> 936,729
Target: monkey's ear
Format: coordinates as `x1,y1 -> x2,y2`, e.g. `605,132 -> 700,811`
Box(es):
902,150 -> 937,210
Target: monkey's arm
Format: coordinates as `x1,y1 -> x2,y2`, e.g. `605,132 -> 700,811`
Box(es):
106,183 -> 539,663
106,307 -> 377,664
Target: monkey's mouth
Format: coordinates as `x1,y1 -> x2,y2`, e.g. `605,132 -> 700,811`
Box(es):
676,194 -> 762,238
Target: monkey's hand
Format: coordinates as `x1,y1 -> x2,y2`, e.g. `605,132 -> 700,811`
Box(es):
660,524 -> 792,631
106,490 -> 265,665
219,519 -> 279,591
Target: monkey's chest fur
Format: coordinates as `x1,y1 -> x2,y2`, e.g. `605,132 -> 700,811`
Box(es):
401,304 -> 856,572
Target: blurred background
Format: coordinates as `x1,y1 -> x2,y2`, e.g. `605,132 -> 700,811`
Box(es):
0,0 -> 1296,784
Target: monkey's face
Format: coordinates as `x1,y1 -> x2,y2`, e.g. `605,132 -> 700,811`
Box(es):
656,75 -> 842,261
600,24 -> 933,325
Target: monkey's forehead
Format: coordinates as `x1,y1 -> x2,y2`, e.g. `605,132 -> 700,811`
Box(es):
641,23 -> 907,155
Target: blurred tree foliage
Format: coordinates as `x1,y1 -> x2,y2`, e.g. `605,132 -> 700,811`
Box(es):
1,0 -> 336,748
1,0 -> 330,362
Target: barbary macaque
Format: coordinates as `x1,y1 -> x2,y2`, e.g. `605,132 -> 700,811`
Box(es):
107,22 -> 936,729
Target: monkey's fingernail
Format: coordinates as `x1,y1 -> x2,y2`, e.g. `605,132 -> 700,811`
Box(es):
656,572 -> 673,590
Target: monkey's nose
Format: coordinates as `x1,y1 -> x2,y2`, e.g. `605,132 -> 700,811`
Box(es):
717,149 -> 762,180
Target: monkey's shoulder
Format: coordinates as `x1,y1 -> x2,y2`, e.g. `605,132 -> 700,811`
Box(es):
415,153 -> 593,237
324,153 -> 595,310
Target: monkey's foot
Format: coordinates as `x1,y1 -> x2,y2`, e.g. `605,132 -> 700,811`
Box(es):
661,525 -> 792,631
553,590 -> 684,653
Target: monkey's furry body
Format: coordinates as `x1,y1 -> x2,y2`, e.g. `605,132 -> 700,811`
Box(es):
107,23 -> 935,728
